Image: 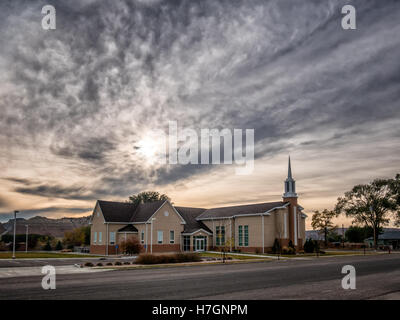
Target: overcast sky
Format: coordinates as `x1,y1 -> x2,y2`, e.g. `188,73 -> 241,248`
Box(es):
0,0 -> 399,228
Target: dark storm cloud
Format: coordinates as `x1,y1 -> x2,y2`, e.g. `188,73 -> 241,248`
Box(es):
14,184 -> 94,200
0,0 -> 400,201
50,136 -> 117,162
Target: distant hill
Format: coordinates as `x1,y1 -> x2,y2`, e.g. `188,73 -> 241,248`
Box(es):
306,227 -> 400,241
0,216 -> 90,238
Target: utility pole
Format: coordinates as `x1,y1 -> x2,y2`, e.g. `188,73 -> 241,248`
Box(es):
25,225 -> 29,253
12,210 -> 19,259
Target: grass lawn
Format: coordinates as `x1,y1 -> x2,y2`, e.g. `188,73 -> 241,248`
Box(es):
261,251 -> 376,258
0,252 -> 100,259
200,252 -> 269,260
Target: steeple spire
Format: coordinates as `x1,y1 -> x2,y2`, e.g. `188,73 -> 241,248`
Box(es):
283,156 -> 297,198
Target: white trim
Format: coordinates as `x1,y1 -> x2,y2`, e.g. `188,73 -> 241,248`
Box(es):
105,222 -> 135,224
262,215 -> 264,253
90,201 -> 107,225
294,206 -> 298,246
196,204 -> 289,221
169,230 -> 175,244
106,224 -> 109,256
181,228 -> 212,236
146,200 -> 186,224
297,210 -> 300,240
117,231 -> 138,234
212,220 -> 215,246
197,212 -> 270,221
145,223 -> 148,253
284,212 -> 288,239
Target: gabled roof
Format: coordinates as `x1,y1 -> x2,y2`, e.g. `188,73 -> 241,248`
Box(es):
196,201 -> 288,220
118,225 -> 138,232
96,199 -> 300,227
96,200 -> 181,224
174,207 -> 212,234
129,200 -> 167,222
366,230 -> 400,241
97,200 -> 136,223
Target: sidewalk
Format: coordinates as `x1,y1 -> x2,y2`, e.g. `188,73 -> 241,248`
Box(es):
206,251 -> 286,260
0,265 -> 111,279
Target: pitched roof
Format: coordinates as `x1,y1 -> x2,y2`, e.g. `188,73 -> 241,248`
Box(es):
118,225 -> 138,232
97,200 -> 167,223
174,207 -> 212,234
196,201 -> 288,220
97,200 -> 136,222
130,200 -> 166,222
97,199 -> 293,228
366,230 -> 400,241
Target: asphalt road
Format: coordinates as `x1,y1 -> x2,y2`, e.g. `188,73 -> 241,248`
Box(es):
0,254 -> 399,300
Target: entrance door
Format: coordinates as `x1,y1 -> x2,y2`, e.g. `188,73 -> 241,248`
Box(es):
195,238 -> 205,252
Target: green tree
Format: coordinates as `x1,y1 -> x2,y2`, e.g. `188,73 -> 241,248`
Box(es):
311,209 -> 337,247
63,226 -> 89,247
128,191 -> 170,206
82,226 -> 91,245
43,240 -> 52,251
345,225 -> 380,243
335,177 -> 400,248
120,238 -> 143,255
303,239 -> 315,253
272,238 -> 281,254
389,174 -> 400,225
55,240 -> 63,251
327,230 -> 343,243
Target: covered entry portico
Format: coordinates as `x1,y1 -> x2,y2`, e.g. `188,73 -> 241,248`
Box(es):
181,229 -> 212,252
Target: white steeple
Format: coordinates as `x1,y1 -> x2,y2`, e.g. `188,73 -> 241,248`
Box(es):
283,156 -> 297,198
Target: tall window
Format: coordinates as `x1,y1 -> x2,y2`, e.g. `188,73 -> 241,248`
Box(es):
170,231 -> 175,244
109,232 -> 115,245
98,232 -> 102,243
141,231 -> 145,244
244,225 -> 249,246
216,226 -> 225,246
183,236 -> 190,251
94,232 -> 97,244
238,225 -> 249,247
157,231 -> 163,244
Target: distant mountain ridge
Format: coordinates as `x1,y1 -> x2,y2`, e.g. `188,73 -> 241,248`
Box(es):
0,216 -> 90,238
306,228 -> 400,241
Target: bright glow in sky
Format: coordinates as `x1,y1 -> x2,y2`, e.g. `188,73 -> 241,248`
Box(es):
0,0 -> 399,230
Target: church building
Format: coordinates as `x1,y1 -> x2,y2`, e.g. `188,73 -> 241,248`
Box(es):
89,158 -> 307,254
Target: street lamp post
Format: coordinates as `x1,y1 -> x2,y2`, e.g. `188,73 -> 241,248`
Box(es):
150,218 -> 156,254
12,210 -> 19,259
25,225 -> 29,253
